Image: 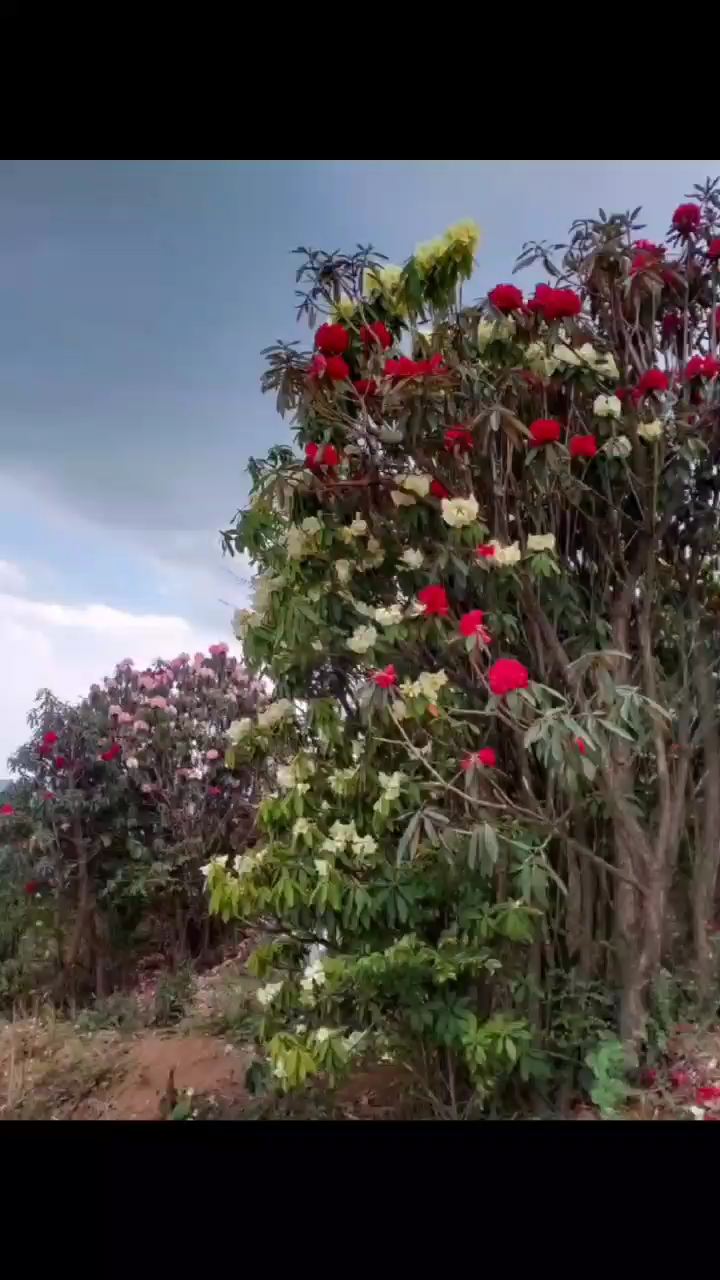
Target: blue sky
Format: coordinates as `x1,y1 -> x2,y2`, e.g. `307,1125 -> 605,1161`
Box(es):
1,159 -> 719,767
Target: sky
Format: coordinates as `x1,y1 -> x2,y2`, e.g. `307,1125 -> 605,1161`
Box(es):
1,158 -> 719,770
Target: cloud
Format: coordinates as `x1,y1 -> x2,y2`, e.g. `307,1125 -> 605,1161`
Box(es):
0,572 -> 241,772
0,559 -> 27,593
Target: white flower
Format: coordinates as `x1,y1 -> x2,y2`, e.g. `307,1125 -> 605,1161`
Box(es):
347,624 -> 377,654
401,548 -> 424,569
594,394 -> 622,420
352,832 -> 378,856
293,818 -> 311,839
477,317 -> 515,350
234,854 -> 256,876
314,1026 -> 332,1043
286,525 -> 309,560
596,351 -> 619,379
391,490 -> 417,508
301,516 -> 322,536
527,533 -> 556,553
400,473 -> 431,498
374,604 -> 403,627
418,670 -> 448,701
227,717 -> 253,744
493,541 -> 522,566
393,700 -> 409,721
379,770 -> 406,800
552,342 -> 581,368
256,981 -> 284,1007
232,608 -> 259,638
276,764 -> 295,789
126,757 -> 139,770
638,418 -> 663,442
314,859 -> 330,878
605,434 -> 632,458
441,495 -> 479,528
350,517 -> 368,537
307,587 -> 322,602
405,599 -> 427,619
252,573 -> 284,615
311,639 -> 324,651
257,698 -> 294,730
367,537 -> 382,554
301,959 -> 326,992
576,342 -> 599,367
353,598 -> 375,617
525,341 -> 548,372
335,559 -> 352,585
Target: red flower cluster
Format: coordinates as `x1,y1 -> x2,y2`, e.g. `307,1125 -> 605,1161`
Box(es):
353,379 -> 378,398
459,610 -> 491,643
306,442 -> 340,467
315,323 -> 350,356
372,665 -> 397,689
1,803 -> 14,816
635,239 -> 665,257
476,543 -> 496,560
569,435 -> 597,460
696,1085 -> 720,1105
529,419 -> 561,447
418,585 -> 450,617
24,880 -> 41,896
672,203 -> 701,236
630,251 -> 663,277
444,427 -> 474,452
685,354 -> 720,381
43,731 -> 58,746
461,747 -> 497,770
488,283 -> 524,313
529,285 -> 582,323
309,354 -> 349,382
384,353 -> 446,381
360,321 -> 392,351
489,658 -> 529,696
430,479 -> 450,500
708,238 -> 720,262
101,743 -> 122,763
637,368 -> 669,397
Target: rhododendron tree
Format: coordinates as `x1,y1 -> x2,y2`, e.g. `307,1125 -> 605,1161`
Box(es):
212,183 -> 720,1109
4,647 -> 262,1001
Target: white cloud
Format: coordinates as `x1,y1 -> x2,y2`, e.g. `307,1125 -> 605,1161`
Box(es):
0,573 -> 241,773
0,559 -> 27,593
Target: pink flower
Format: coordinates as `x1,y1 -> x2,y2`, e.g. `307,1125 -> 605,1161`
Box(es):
206,749 -> 220,761
133,720 -> 150,733
108,705 -> 122,717
149,696 -> 168,710
170,655 -> 189,672
193,652 -> 206,669
197,667 -> 216,681
118,711 -> 133,724
209,643 -> 229,657
138,674 -> 157,691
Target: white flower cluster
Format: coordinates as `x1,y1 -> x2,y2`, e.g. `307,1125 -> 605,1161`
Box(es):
339,517 -> 369,543
441,495 -> 479,528
227,717 -> 253,744
347,624 -> 377,654
293,818 -> 312,840
400,670 -> 448,701
527,533 -> 556,553
399,473 -> 431,498
257,698 -> 294,731
477,316 -> 516,350
604,435 -> 632,458
301,955 -> 327,994
329,765 -> 359,793
373,771 -> 406,812
276,754 -> 316,791
638,419 -> 663,442
335,558 -> 352,585
593,394 -> 622,420
391,490 -> 416,508
256,980 -> 284,1008
486,540 -> 521,566
374,604 -> 404,627
401,548 -> 424,569
322,820 -> 377,858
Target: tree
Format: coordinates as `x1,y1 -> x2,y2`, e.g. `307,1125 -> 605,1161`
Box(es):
209,192 -> 720,1112
3,646 -> 263,1003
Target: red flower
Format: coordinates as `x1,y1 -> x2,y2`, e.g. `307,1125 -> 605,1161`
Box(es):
459,610 -> 491,643
101,743 -> 122,763
385,356 -> 419,380
308,354 -> 327,381
489,658 -> 529,696
637,368 -> 669,397
360,321 -> 392,351
529,419 -> 561,447
24,880 -> 41,896
54,756 -> 68,770
661,312 -> 682,340
640,1068 -> 658,1088
635,240 -> 665,257
476,543 -> 496,560
708,238 -> 720,262
315,323 -> 350,356
372,665 -> 398,689
323,444 -> 340,466
672,203 -> 701,236
528,285 -> 582,323
325,355 -> 350,382
569,435 -> 597,460
353,379 -> 378,398
207,786 -> 223,798
477,747 -> 497,768
670,1068 -> 691,1090
1,803 -> 14,816
444,427 -> 474,452
305,442 -> 320,467
306,442 -> 341,467
419,353 -> 446,376
43,791 -> 55,801
696,1085 -> 720,1105
489,283 -> 524,313
43,731 -> 58,746
418,585 -> 450,617
430,479 -> 450,500
686,355 -> 720,381
575,738 -> 587,756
